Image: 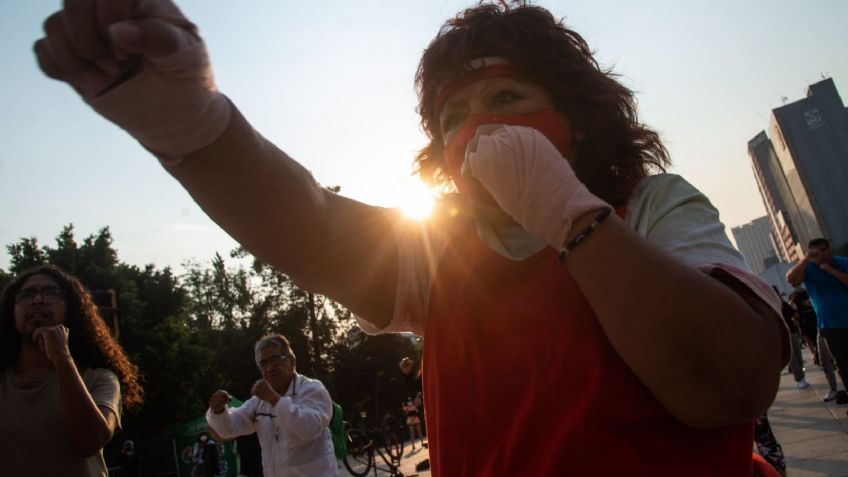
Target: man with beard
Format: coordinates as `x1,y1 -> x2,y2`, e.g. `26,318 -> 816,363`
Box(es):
0,265 -> 142,477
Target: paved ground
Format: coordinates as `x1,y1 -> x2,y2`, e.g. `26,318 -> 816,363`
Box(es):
339,441 -> 430,477
768,348 -> 848,476
341,348 -> 848,476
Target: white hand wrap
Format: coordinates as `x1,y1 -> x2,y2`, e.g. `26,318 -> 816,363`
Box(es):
84,20 -> 231,164
463,125 -> 610,249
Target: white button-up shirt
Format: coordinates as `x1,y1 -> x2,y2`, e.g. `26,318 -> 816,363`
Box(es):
206,374 -> 338,477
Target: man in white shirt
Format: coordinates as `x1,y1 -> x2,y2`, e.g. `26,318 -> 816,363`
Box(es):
206,335 -> 337,477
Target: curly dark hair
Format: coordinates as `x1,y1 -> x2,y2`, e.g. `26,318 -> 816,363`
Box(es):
0,264 -> 143,409
415,1 -> 670,206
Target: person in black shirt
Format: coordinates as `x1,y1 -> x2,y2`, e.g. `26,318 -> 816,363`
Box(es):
776,288 -> 808,389
789,290 -> 818,364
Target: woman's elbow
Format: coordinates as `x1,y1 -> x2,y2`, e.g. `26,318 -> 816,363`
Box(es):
671,380 -> 779,430
677,333 -> 784,428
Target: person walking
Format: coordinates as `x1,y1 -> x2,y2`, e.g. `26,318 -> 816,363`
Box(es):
403,398 -> 424,450
788,290 -> 819,364
791,290 -> 845,402
777,288 -> 809,389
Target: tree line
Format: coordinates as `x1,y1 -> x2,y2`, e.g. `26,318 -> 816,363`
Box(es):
1,224 -> 419,472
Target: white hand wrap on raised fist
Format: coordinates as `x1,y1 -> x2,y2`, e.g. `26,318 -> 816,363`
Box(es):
462,125 -> 610,249
35,0 -> 231,164
86,15 -> 230,163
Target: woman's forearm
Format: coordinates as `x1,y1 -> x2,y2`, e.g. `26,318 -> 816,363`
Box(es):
566,215 -> 785,429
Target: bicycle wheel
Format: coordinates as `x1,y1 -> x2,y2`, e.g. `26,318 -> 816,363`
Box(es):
382,425 -> 405,461
343,429 -> 373,477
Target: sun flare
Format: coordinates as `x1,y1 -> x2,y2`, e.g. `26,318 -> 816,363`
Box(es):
398,181 -> 436,220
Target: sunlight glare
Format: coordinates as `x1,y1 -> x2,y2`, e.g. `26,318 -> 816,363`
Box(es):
398,180 -> 436,220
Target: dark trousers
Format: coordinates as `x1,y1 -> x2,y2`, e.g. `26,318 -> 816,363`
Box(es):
821,327 -> 848,390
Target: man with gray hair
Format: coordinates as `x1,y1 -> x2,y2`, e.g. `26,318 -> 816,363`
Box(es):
206,335 -> 337,476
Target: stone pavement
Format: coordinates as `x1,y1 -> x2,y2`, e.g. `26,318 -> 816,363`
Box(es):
396,444 -> 431,477
768,348 -> 848,476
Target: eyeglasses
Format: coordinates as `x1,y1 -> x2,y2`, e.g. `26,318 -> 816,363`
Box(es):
256,354 -> 289,370
14,286 -> 65,305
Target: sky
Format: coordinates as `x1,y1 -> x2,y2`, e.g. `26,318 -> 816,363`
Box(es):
1,0 -> 847,272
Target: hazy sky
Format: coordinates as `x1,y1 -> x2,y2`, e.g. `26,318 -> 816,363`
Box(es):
1,0 -> 846,272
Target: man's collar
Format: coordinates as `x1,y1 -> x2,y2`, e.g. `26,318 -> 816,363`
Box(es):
282,373 -> 300,397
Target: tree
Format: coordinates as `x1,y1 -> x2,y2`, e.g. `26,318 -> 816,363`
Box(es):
333,332 -> 420,427
179,246 -> 418,427
180,247 -> 359,400
0,268 -> 11,292
4,224 -> 423,472
7,236 -> 47,272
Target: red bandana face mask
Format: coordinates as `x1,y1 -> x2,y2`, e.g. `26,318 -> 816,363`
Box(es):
443,109 -> 573,206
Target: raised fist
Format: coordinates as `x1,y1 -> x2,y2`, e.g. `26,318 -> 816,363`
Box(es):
34,0 -> 230,160
209,389 -> 230,414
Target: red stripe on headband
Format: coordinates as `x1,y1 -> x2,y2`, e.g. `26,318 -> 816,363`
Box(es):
434,64 -> 521,118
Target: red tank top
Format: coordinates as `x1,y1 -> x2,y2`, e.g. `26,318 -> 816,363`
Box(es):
422,221 -> 753,476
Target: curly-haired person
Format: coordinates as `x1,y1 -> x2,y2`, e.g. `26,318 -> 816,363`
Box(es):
34,1 -> 788,475
0,264 -> 142,477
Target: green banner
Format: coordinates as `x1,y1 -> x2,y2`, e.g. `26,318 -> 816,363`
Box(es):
172,398 -> 242,477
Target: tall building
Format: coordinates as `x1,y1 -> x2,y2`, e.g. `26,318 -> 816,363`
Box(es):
732,216 -> 778,275
748,132 -> 804,262
747,78 -> 848,258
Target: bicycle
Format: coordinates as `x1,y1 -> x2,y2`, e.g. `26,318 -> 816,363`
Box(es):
343,423 -> 406,476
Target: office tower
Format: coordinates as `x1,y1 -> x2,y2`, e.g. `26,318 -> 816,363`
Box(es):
732,216 -> 779,275
748,78 -> 848,256
748,132 -> 804,262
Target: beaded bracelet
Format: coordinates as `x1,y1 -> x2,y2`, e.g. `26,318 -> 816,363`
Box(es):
557,207 -> 612,263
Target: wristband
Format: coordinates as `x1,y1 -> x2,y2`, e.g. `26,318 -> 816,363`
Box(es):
557,208 -> 612,262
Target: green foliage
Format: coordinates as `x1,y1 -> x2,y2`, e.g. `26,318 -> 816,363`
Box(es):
0,268 -> 11,292
333,331 -> 421,426
3,224 -> 420,472
7,236 -> 47,272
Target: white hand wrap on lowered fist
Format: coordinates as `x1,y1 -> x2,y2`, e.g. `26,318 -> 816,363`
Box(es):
462,125 -> 610,250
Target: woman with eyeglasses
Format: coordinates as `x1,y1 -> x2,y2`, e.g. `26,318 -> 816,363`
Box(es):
0,264 -> 142,477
